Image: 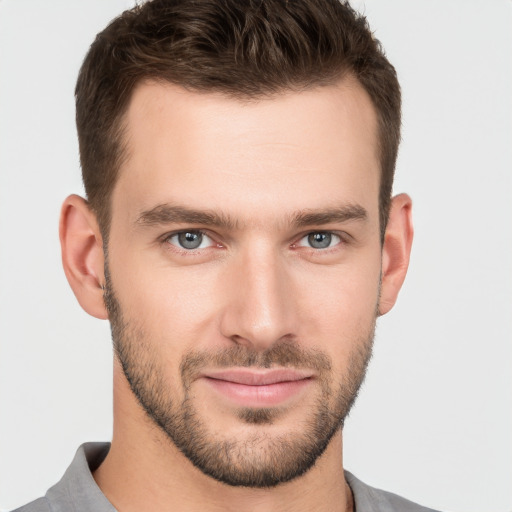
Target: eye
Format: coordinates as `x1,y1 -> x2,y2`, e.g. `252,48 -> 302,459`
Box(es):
298,232 -> 342,249
166,230 -> 214,250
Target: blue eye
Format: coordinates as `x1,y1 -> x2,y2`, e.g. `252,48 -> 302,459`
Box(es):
299,232 -> 341,249
167,231 -> 213,250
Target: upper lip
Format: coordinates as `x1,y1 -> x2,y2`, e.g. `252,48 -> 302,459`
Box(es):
201,368 -> 314,386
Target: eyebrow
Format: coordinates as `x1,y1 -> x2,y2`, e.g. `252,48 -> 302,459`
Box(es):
292,205 -> 367,227
135,203 -> 367,229
135,204 -> 237,230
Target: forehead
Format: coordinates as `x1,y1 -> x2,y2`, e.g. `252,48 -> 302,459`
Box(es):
113,79 -> 380,225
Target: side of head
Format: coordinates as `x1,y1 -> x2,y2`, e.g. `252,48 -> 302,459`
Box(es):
75,0 -> 401,242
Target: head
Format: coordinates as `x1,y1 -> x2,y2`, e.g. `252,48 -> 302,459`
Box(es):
62,0 -> 412,489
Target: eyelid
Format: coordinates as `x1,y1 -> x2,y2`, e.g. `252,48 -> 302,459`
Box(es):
298,231 -> 341,247
161,229 -> 219,251
158,228 -> 351,255
290,230 -> 357,257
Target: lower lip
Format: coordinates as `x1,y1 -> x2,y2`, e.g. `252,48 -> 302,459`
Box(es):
202,377 -> 312,407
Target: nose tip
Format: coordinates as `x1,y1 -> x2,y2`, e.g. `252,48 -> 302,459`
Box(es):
227,309 -> 293,350
219,251 -> 296,351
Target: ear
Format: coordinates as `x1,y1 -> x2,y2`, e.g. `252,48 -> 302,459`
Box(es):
59,194 -> 108,320
378,193 -> 414,316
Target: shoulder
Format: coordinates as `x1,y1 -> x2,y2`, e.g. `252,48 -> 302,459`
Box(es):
345,471 -> 442,512
10,497 -> 52,512
9,443 -> 113,512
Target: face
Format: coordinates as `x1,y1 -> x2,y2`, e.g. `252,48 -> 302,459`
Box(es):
105,79 -> 382,487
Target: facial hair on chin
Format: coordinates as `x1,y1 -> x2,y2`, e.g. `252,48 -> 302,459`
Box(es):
103,266 -> 375,488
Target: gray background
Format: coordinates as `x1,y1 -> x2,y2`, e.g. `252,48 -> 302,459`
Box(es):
0,1 -> 511,510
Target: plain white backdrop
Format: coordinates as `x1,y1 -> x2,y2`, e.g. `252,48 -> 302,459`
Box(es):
0,1 -> 511,511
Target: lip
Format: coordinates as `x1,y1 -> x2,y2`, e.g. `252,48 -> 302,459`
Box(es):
199,368 -> 314,407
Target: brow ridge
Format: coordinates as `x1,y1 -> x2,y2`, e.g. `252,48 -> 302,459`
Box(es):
292,205 -> 367,227
136,204 -> 237,230
135,203 -> 368,230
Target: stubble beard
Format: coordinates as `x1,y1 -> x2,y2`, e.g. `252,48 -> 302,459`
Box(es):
104,270 -> 375,488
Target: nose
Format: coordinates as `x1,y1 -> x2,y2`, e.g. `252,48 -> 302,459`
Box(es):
219,243 -> 297,351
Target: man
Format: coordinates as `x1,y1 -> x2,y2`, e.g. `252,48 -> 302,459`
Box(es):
13,0 -> 434,510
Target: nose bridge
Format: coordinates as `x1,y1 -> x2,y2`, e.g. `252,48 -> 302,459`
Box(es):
220,241 -> 295,349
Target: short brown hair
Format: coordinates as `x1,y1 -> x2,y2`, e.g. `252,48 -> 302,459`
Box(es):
76,0 -> 401,240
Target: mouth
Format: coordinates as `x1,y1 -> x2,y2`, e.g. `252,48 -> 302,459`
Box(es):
199,368 -> 314,407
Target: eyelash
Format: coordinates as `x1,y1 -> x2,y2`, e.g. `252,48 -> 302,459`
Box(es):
294,232 -> 344,251
162,230 -> 219,255
161,229 -> 349,256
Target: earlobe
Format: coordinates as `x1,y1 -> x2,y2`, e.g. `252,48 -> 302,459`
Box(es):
378,193 -> 414,316
59,194 -> 108,320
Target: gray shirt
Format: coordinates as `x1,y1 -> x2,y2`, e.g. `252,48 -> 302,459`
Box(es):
12,443 -> 440,511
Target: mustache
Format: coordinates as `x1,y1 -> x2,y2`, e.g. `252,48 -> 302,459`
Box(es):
180,341 -> 332,385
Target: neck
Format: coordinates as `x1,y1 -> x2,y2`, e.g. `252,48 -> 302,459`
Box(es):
93,365 -> 353,512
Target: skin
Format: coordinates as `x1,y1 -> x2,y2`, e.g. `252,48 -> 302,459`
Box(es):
60,77 -> 413,512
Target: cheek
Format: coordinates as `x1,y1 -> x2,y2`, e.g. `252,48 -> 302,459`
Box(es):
293,255 -> 381,352
109,247 -> 223,346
